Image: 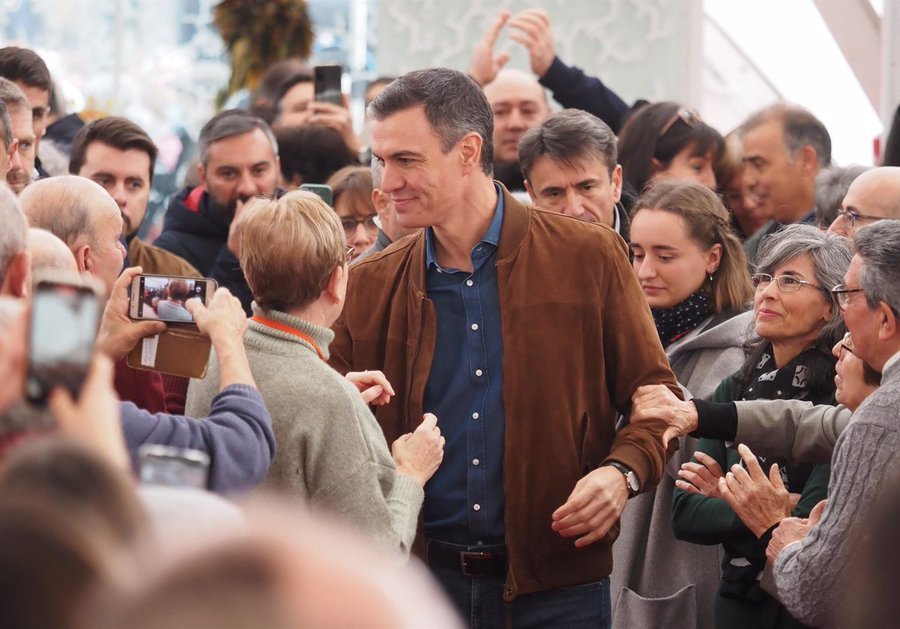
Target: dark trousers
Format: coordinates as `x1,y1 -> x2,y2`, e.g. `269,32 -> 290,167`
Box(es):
427,540 -> 611,629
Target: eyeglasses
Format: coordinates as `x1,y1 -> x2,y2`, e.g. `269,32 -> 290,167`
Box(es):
658,108 -> 702,139
345,245 -> 355,263
831,283 -> 865,310
751,273 -> 820,293
839,332 -> 855,356
340,216 -> 378,237
836,207 -> 882,230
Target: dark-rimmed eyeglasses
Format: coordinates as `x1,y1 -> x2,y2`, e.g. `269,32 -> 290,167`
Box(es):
658,108 -> 702,139
836,207 -> 883,231
340,216 -> 378,237
751,273 -> 820,293
831,283 -> 865,310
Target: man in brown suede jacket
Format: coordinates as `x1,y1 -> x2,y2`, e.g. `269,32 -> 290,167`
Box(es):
330,68 -> 679,628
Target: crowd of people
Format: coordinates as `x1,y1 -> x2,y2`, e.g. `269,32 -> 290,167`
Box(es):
0,8 -> 899,628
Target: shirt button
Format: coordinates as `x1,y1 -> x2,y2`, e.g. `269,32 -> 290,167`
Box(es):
475,369 -> 483,377
473,504 -> 481,511
472,412 -> 480,420
471,323 -> 479,331
472,458 -> 480,466
466,279 -> 474,287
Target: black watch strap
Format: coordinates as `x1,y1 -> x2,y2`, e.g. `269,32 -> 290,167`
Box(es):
603,461 -> 640,496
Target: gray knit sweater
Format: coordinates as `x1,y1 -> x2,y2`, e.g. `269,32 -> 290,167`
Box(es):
186,306 -> 423,557
773,358 -> 900,626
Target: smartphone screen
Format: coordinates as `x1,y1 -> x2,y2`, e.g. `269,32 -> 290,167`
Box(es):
300,183 -> 333,206
138,444 -> 210,489
314,64 -> 343,106
26,282 -> 101,404
131,275 -> 214,323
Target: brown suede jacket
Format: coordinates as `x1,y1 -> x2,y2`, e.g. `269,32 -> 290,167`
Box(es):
330,186 -> 679,601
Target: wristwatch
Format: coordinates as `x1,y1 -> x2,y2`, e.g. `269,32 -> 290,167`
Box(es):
603,461 -> 640,497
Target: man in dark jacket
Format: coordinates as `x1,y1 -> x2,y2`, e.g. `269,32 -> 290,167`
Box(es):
154,110 -> 280,313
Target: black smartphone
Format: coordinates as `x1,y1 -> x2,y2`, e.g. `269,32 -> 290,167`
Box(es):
26,281 -> 101,405
129,274 -> 217,324
138,444 -> 210,489
300,183 -> 333,206
314,64 -> 343,106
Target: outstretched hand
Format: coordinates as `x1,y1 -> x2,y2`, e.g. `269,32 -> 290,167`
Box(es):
507,9 -> 556,77
718,443 -> 791,537
96,267 -> 167,360
468,11 -> 511,86
631,384 -> 697,449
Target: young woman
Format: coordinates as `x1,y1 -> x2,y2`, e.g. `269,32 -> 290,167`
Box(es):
673,225 -> 852,629
612,181 -> 753,629
617,102 -> 724,197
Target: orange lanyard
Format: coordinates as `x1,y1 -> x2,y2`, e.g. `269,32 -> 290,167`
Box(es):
250,315 -> 326,361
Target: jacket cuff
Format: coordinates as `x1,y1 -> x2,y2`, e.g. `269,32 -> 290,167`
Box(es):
693,399 -> 738,441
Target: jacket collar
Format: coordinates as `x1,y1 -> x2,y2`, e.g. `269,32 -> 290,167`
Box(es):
406,182 -> 530,295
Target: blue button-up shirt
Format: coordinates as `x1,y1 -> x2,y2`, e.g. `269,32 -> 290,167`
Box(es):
422,188 -> 506,544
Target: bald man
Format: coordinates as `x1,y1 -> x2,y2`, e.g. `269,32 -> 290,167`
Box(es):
482,69 -> 550,191
828,166 -> 900,239
27,228 -> 78,274
19,176 -> 126,295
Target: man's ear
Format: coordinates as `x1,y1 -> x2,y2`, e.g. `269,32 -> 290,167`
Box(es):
74,244 -> 91,275
524,179 -> 537,204
877,301 -> 898,341
611,164 -> 623,204
197,162 -> 207,187
795,146 -> 819,180
323,263 -> 346,304
0,251 -> 30,299
458,132 -> 484,173
372,188 -> 390,214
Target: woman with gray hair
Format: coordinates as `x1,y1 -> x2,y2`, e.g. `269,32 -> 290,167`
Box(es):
672,224 -> 851,629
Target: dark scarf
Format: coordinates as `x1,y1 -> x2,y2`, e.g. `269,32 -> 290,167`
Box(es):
652,290 -> 712,347
738,344 -> 835,404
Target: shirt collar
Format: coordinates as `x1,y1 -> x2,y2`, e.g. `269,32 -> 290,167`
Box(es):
883,349 -> 900,375
425,184 -> 504,271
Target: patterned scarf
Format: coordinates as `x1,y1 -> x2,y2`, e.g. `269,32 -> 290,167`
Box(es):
652,290 -> 712,347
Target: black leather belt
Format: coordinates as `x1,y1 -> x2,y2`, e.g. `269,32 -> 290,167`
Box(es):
427,540 -> 508,578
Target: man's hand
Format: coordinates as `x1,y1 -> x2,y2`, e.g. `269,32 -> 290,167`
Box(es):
551,466 -> 628,548
631,384 -> 697,448
468,11 -> 511,86
96,267 -> 167,360
308,100 -> 361,154
766,500 -> 826,563
345,370 -> 395,406
507,9 -> 556,78
392,413 -> 445,487
718,443 -> 791,537
185,287 -> 248,343
676,451 -> 726,499
48,353 -> 129,471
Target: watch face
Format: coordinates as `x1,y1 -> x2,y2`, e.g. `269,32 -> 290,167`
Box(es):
626,472 -> 640,492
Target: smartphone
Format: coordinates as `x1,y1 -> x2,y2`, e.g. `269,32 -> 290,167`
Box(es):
300,183 -> 333,206
138,444 -> 210,489
314,64 -> 343,106
129,274 -> 217,324
26,281 -> 102,405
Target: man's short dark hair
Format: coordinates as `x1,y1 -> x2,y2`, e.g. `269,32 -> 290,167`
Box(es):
197,109 -> 278,167
741,103 -> 832,168
519,109 -> 618,181
0,47 -> 51,91
368,68 -> 494,176
69,117 -> 159,182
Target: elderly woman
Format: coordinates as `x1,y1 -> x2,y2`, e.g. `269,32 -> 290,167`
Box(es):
186,190 -> 444,557
672,224 -> 851,629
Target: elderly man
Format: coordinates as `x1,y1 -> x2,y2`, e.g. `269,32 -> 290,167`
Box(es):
69,116 -> 198,277
155,109 -> 280,312
330,68 -> 678,627
739,103 -> 831,263
0,186 -> 28,298
518,108 -> 627,239
827,166 -> 900,238
27,228 -> 78,274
